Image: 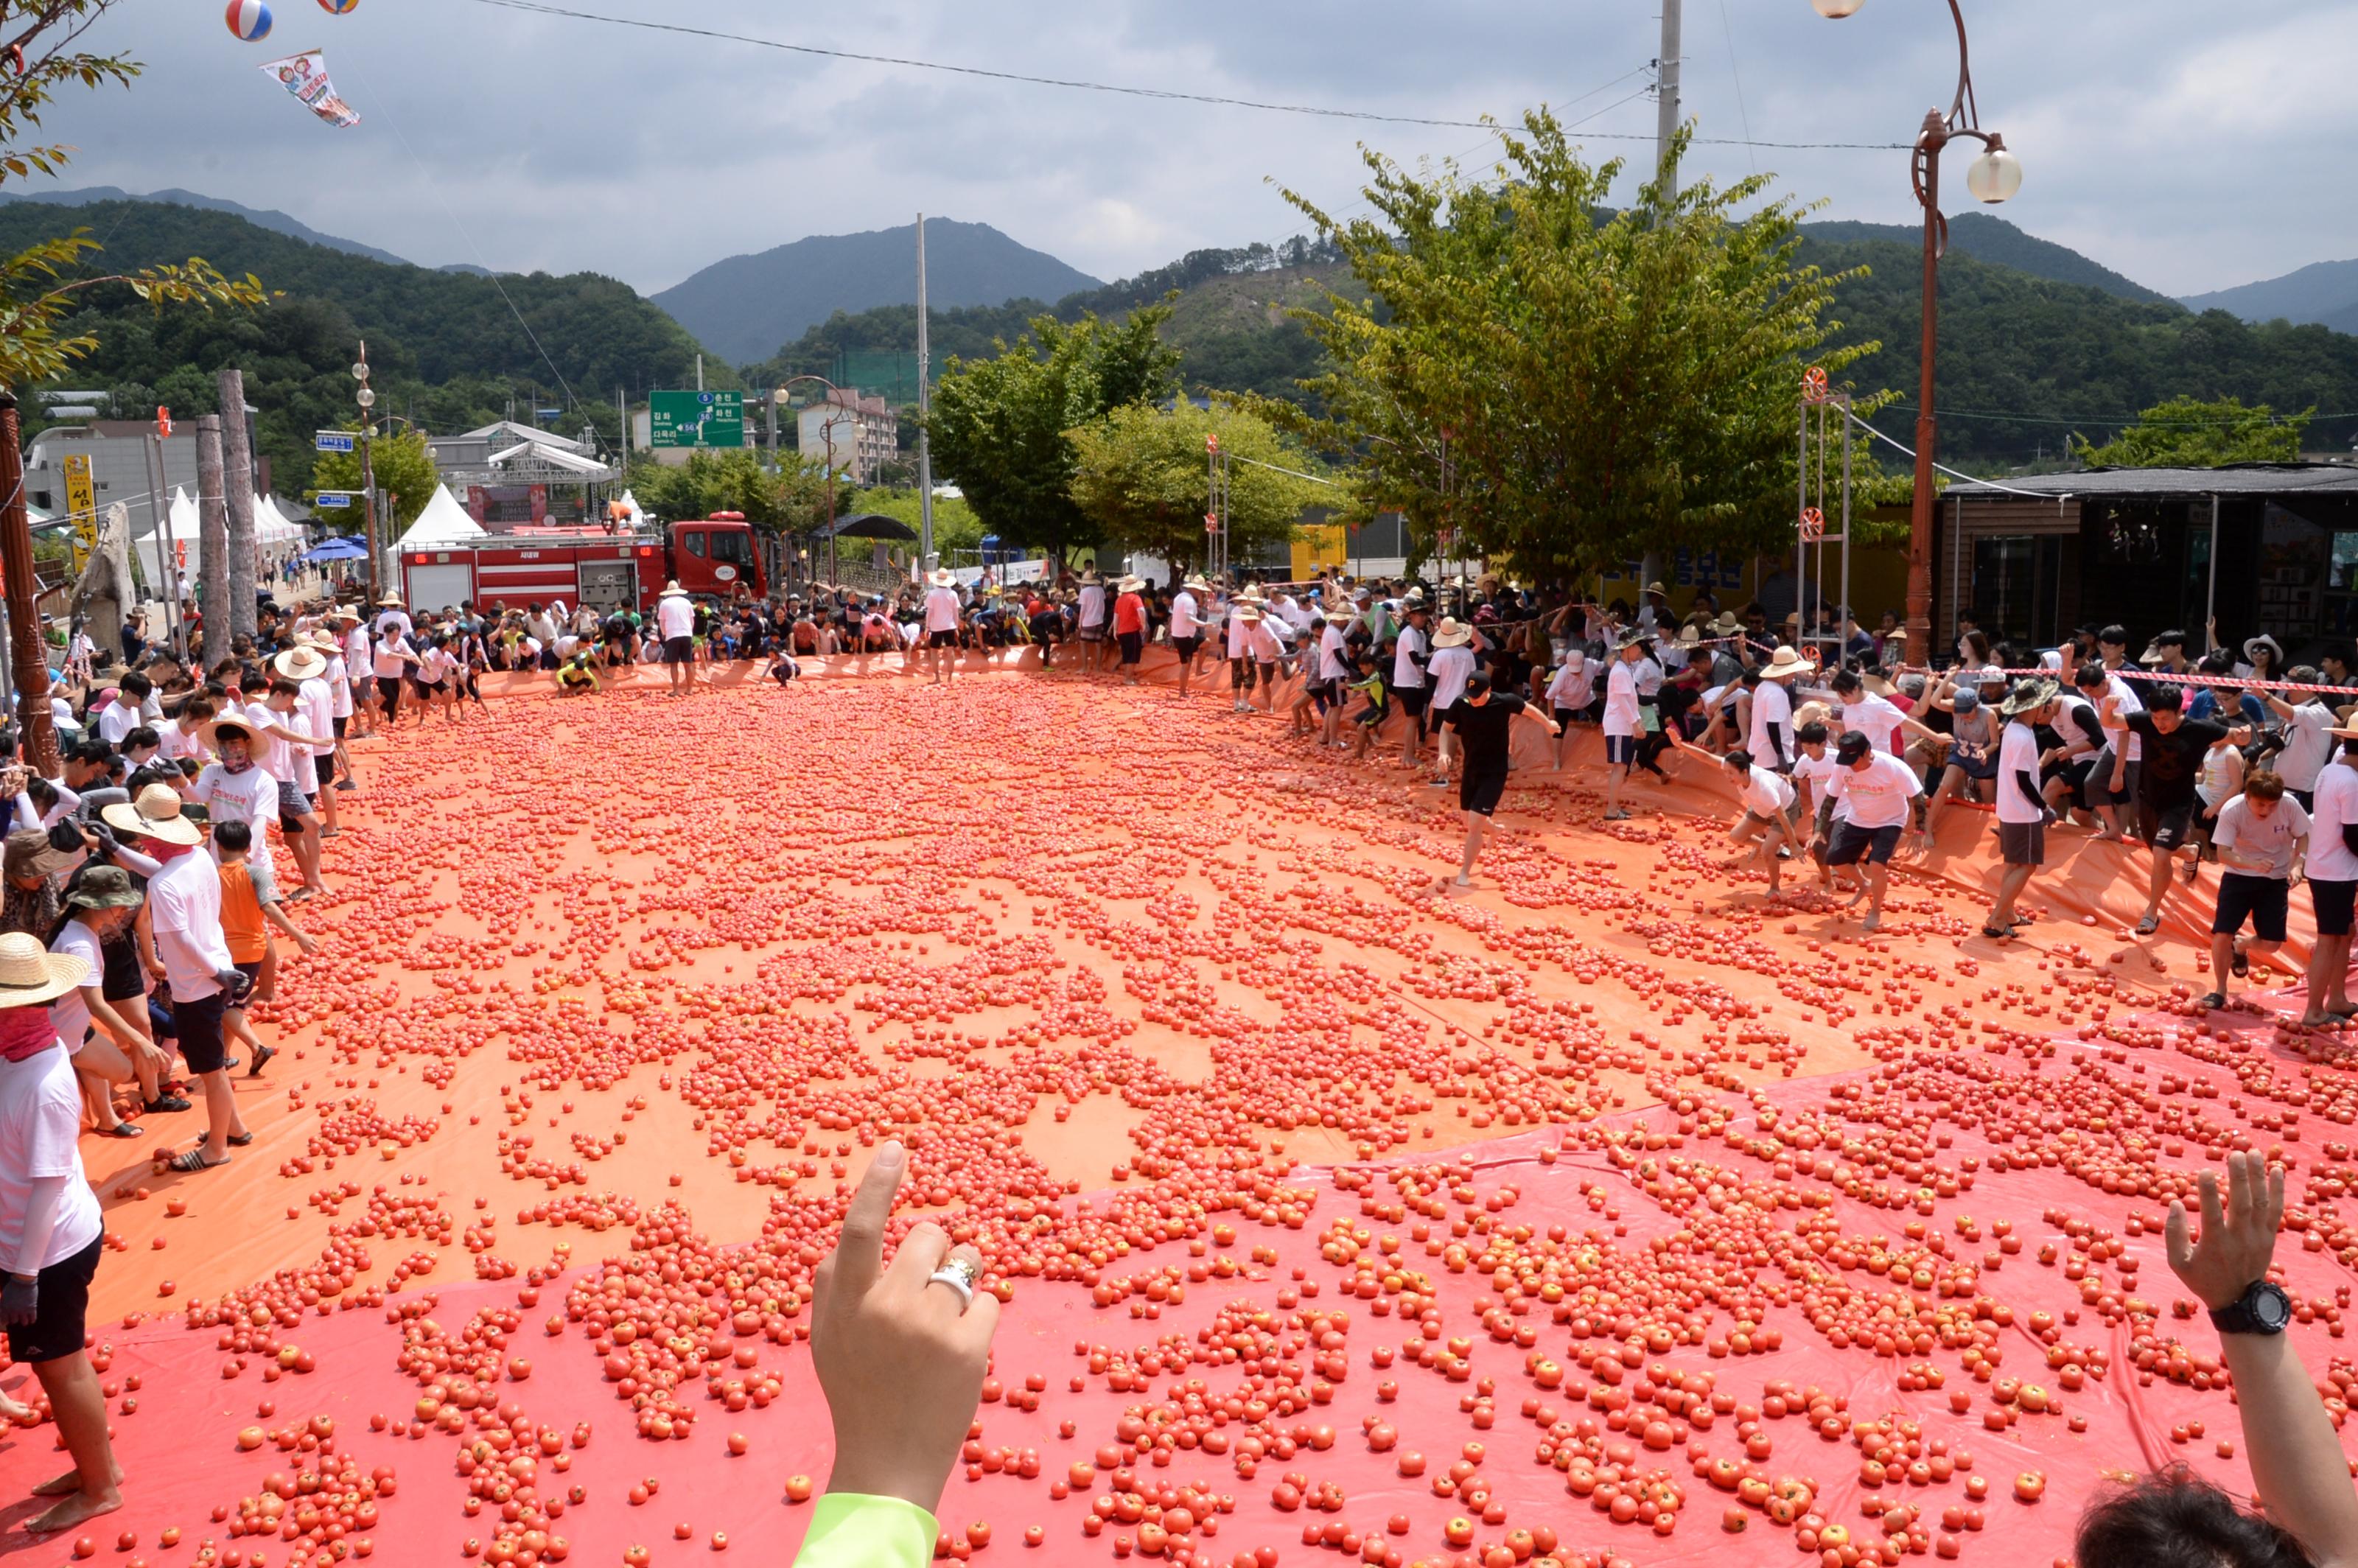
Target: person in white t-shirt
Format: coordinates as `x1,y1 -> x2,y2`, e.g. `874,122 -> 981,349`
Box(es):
1248,610 -> 1291,715
2301,734 -> 2358,1027
1312,611 -> 1353,748
1722,750 -> 1799,896
1424,619 -> 1479,783
1824,729 -> 1927,933
1169,576 -> 1208,699
1076,573 -> 1108,678
2203,770 -> 2310,1012
96,676 -> 148,746
921,570 -> 964,687
1600,634 -> 1646,820
655,583 -> 699,696
1984,679 -> 2060,939
1390,603 -> 1433,769
1545,648 -> 1594,774
0,929 -> 120,1533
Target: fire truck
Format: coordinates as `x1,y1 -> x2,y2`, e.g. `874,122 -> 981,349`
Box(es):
398,513 -> 767,615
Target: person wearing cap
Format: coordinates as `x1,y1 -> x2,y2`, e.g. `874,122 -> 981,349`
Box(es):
2198,770 -> 2309,1013
376,593 -> 415,647
2301,729 -> 2358,1027
103,786 -> 248,1172
1111,575 -> 1149,686
1721,749 -> 1799,897
655,582 -> 699,696
2098,682 -> 2253,937
1437,673 -> 1558,891
1389,600 -> 1433,769
48,865 -> 158,1139
1825,729 -> 1928,933
1981,679 -> 2062,939
192,716 -> 281,880
1543,638 -> 1595,775
2255,669 -> 2337,816
1600,632 -> 1648,820
1917,673 -> 1999,846
1169,577 -> 1208,699
920,569 -> 963,687
0,929 -> 123,1534
1222,587 -> 1261,711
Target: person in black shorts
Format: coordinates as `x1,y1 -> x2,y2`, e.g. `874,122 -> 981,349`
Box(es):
2099,681 -> 2247,937
1437,673 -> 1558,892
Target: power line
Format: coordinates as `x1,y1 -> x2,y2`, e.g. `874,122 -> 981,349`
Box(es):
468,0 -> 1907,150
1883,402 -> 2358,428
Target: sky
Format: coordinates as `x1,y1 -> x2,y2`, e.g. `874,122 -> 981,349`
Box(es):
37,0 -> 2358,301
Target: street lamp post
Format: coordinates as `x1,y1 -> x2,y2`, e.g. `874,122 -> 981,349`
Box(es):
1813,0 -> 2020,666
353,344 -> 380,601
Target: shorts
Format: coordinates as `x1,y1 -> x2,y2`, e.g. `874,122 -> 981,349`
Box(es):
279,779 -> 315,836
1460,771 -> 1508,817
314,753 -> 336,789
1737,809 -> 1789,837
1953,752 -> 2000,783
2214,872 -> 2289,943
2085,754 -> 2138,809
662,635 -> 695,665
1395,687 -> 1429,720
2135,799 -> 2196,850
1553,707 -> 1581,729
1306,681 -> 1337,713
173,989 -> 231,1075
1,1233 -> 101,1366
2314,878 -> 2357,939
1080,625 -> 1106,643
1998,819 -> 2046,867
1231,657 -> 1256,690
331,715 -> 348,739
231,959 -> 265,1004
1827,821 -> 1904,866
2292,788 -> 2316,816
1173,636 -> 1202,662
928,629 -> 959,649
1118,631 -> 1144,665
1604,735 -> 1637,766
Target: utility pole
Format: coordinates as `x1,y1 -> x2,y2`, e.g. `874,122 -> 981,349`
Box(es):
1656,0 -> 1682,198
219,368 -> 258,639
197,414 -> 228,655
0,393 -> 60,772
916,211 -> 935,576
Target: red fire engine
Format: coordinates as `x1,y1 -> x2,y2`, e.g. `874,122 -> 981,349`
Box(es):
398,513 -> 766,615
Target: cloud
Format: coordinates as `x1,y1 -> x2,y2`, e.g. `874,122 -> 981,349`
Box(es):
35,0 -> 2358,306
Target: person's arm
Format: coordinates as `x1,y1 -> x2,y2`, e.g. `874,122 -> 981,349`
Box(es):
136,900 -> 166,984
1,1174 -> 67,1292
2168,1153 -> 2358,1568
261,895 -> 316,955
155,923 -> 237,988
82,984 -> 158,1063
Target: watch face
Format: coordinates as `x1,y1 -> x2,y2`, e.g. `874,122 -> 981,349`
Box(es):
2254,1283 -> 2295,1331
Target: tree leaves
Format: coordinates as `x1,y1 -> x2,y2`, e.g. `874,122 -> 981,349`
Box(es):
2070,396 -> 2312,468
1068,401 -> 1328,573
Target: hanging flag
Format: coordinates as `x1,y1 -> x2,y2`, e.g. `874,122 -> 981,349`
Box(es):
259,49 -> 360,128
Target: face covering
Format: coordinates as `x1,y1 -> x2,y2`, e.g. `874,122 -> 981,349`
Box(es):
0,1003 -> 59,1065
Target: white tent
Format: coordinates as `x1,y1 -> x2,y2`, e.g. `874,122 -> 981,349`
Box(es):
394,483 -> 488,550
254,494 -> 307,547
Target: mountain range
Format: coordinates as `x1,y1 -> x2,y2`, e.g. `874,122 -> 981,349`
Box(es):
2181,260 -> 2358,335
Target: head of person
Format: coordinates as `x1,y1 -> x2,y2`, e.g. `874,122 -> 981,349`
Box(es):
2098,625 -> 2130,660
2325,646 -> 2354,680
2074,661 -> 2110,696
214,818 -> 253,862
1835,731 -> 1875,772
2238,770 -> 2287,820
2147,684 -> 2186,732
1463,673 -> 1492,706
2152,629 -> 2189,664
1830,670 -> 1864,699
4,827 -> 76,892
61,862 -> 143,941
214,719 -> 254,769
267,676 -> 303,713
119,671 -> 153,704
1722,749 -> 1755,776
2072,1467 -> 2314,1568
1795,721 -> 1830,755
2200,648 -> 2237,678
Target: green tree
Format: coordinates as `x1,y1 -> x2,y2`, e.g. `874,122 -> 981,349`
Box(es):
1262,113 -> 1888,578
626,450 -> 851,536
312,427 -> 438,533
925,307 -> 1182,562
847,486 -> 983,556
1069,402 -> 1327,573
0,9 -> 267,390
2070,395 -> 2311,468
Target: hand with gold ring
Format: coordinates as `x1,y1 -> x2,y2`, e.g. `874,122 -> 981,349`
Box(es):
810,1141 -> 1001,1514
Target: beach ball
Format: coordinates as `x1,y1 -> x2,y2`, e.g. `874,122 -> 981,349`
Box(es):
319,0 -> 358,11
225,0 -> 272,40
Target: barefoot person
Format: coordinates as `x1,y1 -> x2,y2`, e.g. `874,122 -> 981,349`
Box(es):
1722,749 -> 1799,897
656,581 -> 698,696
2300,729 -> 2358,1028
0,930 -> 123,1534
1436,673 -> 1557,889
1984,678 -> 2060,939
921,570 -> 962,686
1600,631 -> 1646,820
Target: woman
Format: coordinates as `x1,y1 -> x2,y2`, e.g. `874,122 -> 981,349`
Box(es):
46,867 -> 158,1138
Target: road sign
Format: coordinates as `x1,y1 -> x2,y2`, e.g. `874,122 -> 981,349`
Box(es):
648,390 -> 744,449
63,453 -> 97,573
315,430 -> 356,453
315,491 -> 354,509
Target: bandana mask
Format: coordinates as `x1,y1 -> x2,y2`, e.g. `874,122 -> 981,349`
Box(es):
0,1003 -> 58,1065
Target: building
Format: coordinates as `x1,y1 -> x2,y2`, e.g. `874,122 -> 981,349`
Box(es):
796,390 -> 898,485
424,421 -> 618,529
23,416 -> 266,541
1939,463 -> 2358,658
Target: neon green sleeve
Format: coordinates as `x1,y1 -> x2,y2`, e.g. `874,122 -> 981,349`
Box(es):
793,1494 -> 937,1568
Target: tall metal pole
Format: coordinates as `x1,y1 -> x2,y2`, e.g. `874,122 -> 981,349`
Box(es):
2206,493 -> 2221,630
1655,0 -> 1682,197
916,212 -> 936,576
360,426 -> 379,603
0,393 -> 60,772
1905,111 -> 1946,668
196,415 -> 228,659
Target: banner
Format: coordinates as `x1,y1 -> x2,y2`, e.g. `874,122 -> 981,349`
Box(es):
259,49 -> 360,128
63,452 -> 95,573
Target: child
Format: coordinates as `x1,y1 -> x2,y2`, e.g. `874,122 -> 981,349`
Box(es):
555,646 -> 601,697
766,647 -> 800,687
213,819 -> 313,1079
1789,721 -> 1852,894
2189,723 -> 2247,882
64,617 -> 96,687
1346,654 -> 1390,761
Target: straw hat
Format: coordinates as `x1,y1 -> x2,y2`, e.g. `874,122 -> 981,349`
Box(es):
660,581 -> 689,598
63,864 -> 144,914
1182,575 -> 1210,592
1431,617 -> 1474,649
273,645 -> 329,682
1236,605 -> 1264,624
1760,645 -> 1809,680
1711,612 -> 1743,636
376,593 -> 403,607
1793,700 -> 1833,730
1116,575 -> 1145,593
0,930 -> 89,1009
99,783 -> 204,847
928,568 -> 957,587
1643,581 -> 1668,598
1080,570 -> 1102,586
197,714 -> 257,757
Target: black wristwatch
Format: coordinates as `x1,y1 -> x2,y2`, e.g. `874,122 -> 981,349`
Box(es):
2209,1280 -> 2293,1336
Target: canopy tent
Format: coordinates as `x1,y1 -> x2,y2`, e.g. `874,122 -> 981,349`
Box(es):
394,483 -> 489,550
810,512 -> 919,542
301,536 -> 371,564
255,494 -> 308,547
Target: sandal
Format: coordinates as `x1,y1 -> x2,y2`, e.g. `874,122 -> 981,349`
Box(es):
96,1122 -> 145,1138
1979,925 -> 2015,941
169,1149 -> 230,1172
2135,915 -> 2160,936
144,1095 -> 192,1114
2197,992 -> 2228,1010
228,1132 -> 254,1147
248,1045 -> 277,1078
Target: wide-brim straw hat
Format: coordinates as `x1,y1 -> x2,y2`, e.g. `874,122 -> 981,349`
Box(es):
1710,613 -> 1743,636
274,645 -> 329,681
1998,677 -> 2061,717
99,783 -> 204,847
1080,571 -> 1102,586
1760,646 -> 1809,680
660,581 -> 689,598
4,828 -> 78,881
1614,630 -> 1649,651
1117,575 -> 1145,593
0,930 -> 89,1009
197,714 -> 257,756
928,569 -> 957,587
1644,581 -> 1668,597
1236,606 -> 1264,624
1431,617 -> 1474,649
376,594 -> 403,607
1793,700 -> 1833,729
1183,575 -> 1211,593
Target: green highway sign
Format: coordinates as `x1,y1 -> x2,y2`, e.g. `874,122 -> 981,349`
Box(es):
648,390 -> 744,449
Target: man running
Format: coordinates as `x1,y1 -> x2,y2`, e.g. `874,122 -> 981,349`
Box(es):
2098,682 -> 2247,937
1438,673 -> 1557,890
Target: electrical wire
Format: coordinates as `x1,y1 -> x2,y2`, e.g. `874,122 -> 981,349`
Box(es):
1714,0 -> 1758,177
1878,402 -> 2358,429
1842,407 -> 2072,500
467,0 -> 1907,150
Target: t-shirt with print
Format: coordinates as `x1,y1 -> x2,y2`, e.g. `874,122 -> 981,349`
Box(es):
2211,794 -> 2311,881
